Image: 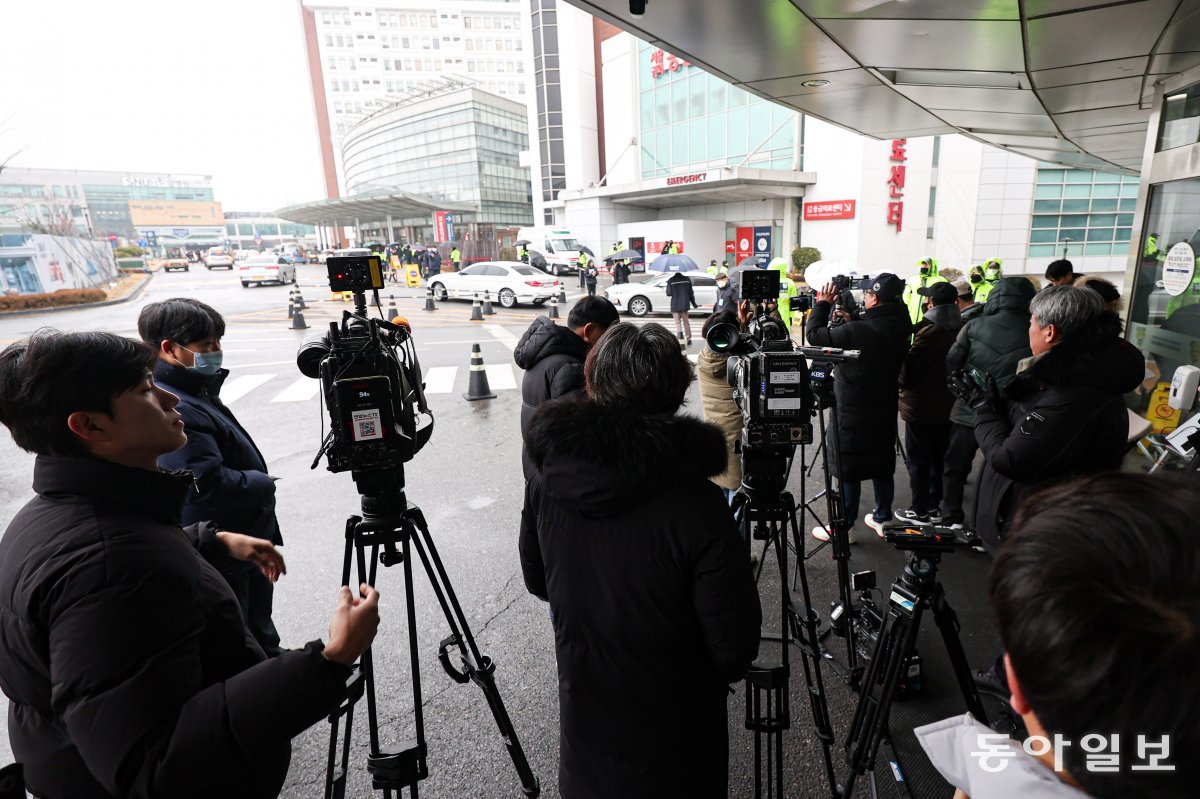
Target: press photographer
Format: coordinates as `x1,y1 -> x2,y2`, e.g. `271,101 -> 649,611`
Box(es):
0,331 -> 379,799
805,273 -> 912,541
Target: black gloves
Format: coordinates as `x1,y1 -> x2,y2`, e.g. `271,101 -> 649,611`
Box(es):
947,368 -> 1001,411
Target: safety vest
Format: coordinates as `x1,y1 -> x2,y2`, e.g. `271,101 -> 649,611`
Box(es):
668,243 -> 680,254
1165,262 -> 1200,318
450,248 -> 460,262
902,270 -> 947,325
1144,236 -> 1159,259
707,262 -> 720,277
578,251 -> 590,269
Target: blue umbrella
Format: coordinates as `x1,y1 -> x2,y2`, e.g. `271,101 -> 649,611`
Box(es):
647,253 -> 699,273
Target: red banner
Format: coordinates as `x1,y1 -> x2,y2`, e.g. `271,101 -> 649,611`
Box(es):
803,200 -> 856,221
735,227 -> 753,262
433,211 -> 448,242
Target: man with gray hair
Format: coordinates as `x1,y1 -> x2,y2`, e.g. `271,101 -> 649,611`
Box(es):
951,284 -> 1143,552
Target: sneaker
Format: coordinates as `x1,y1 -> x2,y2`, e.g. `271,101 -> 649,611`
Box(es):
895,507 -> 932,526
928,510 -> 944,524
811,525 -> 858,545
864,513 -> 890,538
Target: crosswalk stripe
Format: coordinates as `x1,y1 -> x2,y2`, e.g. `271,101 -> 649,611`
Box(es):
220,374 -> 274,404
484,364 -> 517,390
271,377 -> 320,403
423,366 -> 457,394
481,323 -> 521,349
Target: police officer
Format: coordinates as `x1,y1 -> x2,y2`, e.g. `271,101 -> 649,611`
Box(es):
518,243 -> 530,264
577,248 -> 591,291
973,258 -> 1002,303
766,257 -> 799,334
902,257 -> 947,325
450,245 -> 461,271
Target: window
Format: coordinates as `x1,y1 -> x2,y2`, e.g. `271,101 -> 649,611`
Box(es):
1028,167 -> 1139,256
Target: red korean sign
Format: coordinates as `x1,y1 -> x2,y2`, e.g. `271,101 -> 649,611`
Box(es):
725,240 -> 735,254
887,139 -> 906,232
649,49 -> 692,79
803,200 -> 856,221
433,211 -> 449,242
734,227 -> 753,262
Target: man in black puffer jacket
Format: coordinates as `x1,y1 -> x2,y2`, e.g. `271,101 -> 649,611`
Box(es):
520,322 -> 760,799
960,285 -> 1144,552
806,273 -> 913,541
514,296 -> 618,478
941,277 -> 1036,530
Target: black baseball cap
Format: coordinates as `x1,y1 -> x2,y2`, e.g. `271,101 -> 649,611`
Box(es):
859,273 -> 904,301
918,281 -> 958,305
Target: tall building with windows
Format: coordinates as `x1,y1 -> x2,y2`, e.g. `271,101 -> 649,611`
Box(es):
300,0 -> 532,197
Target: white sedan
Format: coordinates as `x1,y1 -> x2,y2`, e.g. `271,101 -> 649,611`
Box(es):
604,271 -> 718,317
238,254 -> 297,287
428,261 -> 561,308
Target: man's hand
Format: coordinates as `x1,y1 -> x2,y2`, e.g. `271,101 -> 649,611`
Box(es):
323,584 -> 381,667
215,531 -> 287,582
817,281 -> 840,305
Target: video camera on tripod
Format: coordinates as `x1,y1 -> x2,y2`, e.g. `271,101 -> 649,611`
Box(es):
295,255 -> 539,798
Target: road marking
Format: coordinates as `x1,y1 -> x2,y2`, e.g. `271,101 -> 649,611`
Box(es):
484,364 -> 517,390
220,374 -> 274,404
423,366 -> 457,394
482,323 -> 520,350
271,377 -> 321,403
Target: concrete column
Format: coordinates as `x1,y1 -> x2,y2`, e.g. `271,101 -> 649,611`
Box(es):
781,197 -> 800,260
386,213 -> 394,244
354,217 -> 361,246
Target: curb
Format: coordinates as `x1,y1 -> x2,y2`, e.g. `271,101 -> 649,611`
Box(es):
0,272 -> 157,318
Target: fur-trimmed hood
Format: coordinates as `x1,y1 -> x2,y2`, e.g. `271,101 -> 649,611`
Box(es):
525,397 -> 729,517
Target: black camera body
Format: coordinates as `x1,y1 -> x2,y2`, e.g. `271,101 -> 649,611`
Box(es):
832,594 -> 926,699
298,256 -> 432,480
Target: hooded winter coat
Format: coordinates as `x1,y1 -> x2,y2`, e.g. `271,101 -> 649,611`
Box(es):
945,277 -> 1036,427
805,299 -> 913,481
0,456 -> 349,799
520,399 -> 761,798
972,321 -> 1143,552
697,346 -> 742,490
664,272 -> 698,313
513,316 -> 589,478
899,303 -> 964,425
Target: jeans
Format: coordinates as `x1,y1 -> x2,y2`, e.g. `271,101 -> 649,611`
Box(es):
940,422 -> 980,525
904,421 -> 951,516
843,477 -> 894,525
586,281 -> 597,296
671,311 -> 693,341
579,270 -> 587,289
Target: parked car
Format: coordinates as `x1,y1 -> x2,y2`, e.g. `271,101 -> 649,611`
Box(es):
204,249 -> 235,270
161,258 -> 190,273
239,254 -> 297,287
428,261 -> 561,308
603,271 -> 718,317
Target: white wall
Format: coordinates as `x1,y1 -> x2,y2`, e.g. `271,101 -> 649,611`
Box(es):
559,3 -> 600,190
972,148 -> 1035,276
599,33 -> 639,187
931,135 -> 985,270
798,118 -> 866,264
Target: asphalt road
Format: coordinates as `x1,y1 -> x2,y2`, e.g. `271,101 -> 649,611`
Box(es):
0,265 -> 1001,798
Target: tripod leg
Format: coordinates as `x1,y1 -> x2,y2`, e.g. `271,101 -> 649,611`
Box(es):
404,510 -> 541,798
327,517 -> 363,799
929,584 -> 989,724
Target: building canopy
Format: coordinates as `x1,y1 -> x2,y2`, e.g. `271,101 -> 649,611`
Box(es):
567,0 -> 1200,174
275,189 -> 474,227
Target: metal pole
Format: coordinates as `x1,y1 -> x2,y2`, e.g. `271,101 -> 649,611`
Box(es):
386,213 -> 394,244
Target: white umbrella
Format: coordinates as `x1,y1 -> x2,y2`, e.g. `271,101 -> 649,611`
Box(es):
803,259 -> 867,290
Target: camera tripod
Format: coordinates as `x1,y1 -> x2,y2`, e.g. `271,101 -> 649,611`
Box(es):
839,544 -> 988,798
324,476 -> 540,799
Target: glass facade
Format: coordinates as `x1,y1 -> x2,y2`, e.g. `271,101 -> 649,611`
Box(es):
1159,82 -> 1200,152
529,0 -> 563,222
1027,168 -> 1139,258
637,41 -> 796,178
340,91 -> 532,226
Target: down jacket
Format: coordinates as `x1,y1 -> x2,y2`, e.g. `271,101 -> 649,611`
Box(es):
805,300 -> 913,481
520,399 -> 761,798
900,303 -> 964,425
513,316 -> 589,478
0,455 -> 349,798
697,346 -> 742,490
973,327 -> 1144,551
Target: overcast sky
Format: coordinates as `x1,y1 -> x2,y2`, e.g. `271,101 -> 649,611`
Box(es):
0,0 -> 324,211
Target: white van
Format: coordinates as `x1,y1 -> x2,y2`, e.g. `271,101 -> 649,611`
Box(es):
516,226 -> 584,277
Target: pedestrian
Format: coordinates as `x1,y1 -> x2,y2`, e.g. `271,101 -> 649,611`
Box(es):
584,259 -> 599,297
576,249 -> 590,290
940,277 -> 1036,531
697,311 -> 743,503
896,282 -> 964,525
902,257 -> 947,325
766,257 -> 800,333
805,274 -> 912,542
138,298 -> 284,655
1044,258 -> 1075,286
1075,274 -> 1122,314
426,245 -> 441,276
0,330 -> 379,799
713,271 -> 738,314
513,296 -> 619,479
973,259 -> 1003,303
520,322 -> 761,799
450,244 -> 461,271
950,276 -> 983,322
956,284 -> 1143,552
665,271 -> 698,343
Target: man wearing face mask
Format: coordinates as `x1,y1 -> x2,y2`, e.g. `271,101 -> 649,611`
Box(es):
902,257 -> 947,325
973,258 -> 1003,303
138,298 -> 284,655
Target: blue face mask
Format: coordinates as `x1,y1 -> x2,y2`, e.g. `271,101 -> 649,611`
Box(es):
181,345 -> 223,376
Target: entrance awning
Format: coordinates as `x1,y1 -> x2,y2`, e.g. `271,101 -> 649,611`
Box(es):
566,0 -> 1200,174
556,166 -> 816,209
275,189 -> 474,226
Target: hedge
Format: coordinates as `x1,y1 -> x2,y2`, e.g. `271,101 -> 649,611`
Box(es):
0,288 -> 108,312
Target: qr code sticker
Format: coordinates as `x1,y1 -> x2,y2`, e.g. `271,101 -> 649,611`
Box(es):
352,409 -> 383,442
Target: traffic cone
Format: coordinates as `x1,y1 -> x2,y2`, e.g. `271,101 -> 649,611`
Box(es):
547,296 -> 560,320
462,344 -> 496,401
423,286 -> 437,311
386,294 -> 399,319
370,291 -> 382,308
294,289 -> 307,310
469,293 -> 484,321
290,306 -> 310,330
557,286 -> 568,304
287,292 -> 295,320
482,290 -> 496,315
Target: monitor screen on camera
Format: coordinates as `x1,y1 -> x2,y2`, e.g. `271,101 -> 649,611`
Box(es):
741,268 -> 780,301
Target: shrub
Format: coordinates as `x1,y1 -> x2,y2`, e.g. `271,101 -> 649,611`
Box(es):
498,246 -> 517,261
0,288 -> 107,313
791,246 -> 821,279
115,246 -> 144,258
